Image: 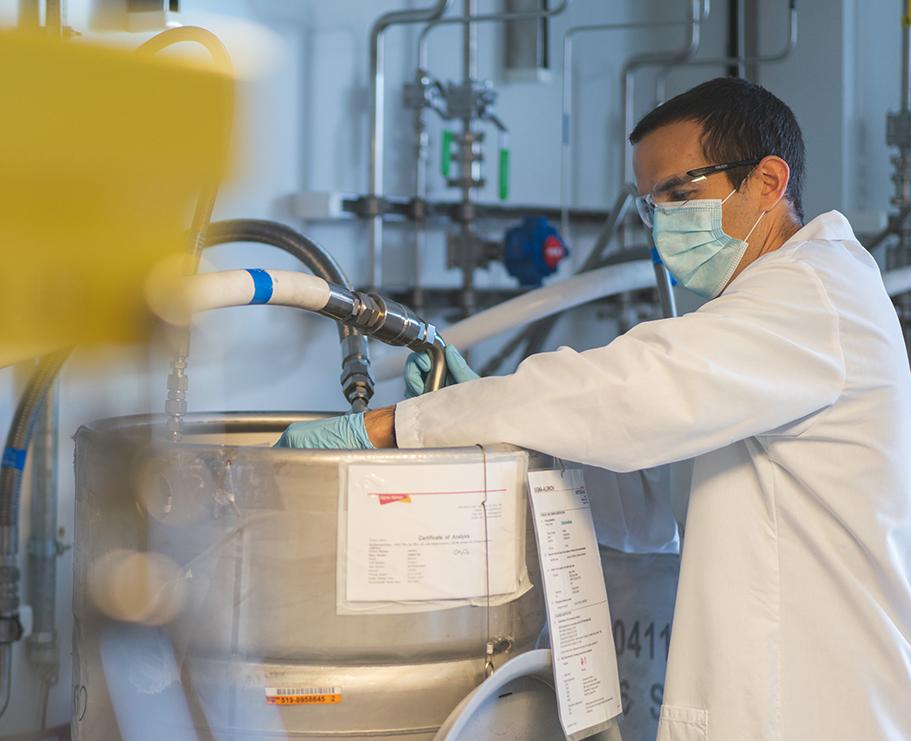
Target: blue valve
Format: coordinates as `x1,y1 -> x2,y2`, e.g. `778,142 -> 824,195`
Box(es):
503,217 -> 569,287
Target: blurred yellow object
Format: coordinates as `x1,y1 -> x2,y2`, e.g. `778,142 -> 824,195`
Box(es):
0,28 -> 233,366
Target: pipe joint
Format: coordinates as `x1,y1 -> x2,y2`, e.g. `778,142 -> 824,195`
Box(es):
0,616 -> 21,645
340,335 -> 374,411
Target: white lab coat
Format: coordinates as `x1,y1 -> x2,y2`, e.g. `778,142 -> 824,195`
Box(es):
395,211 -> 911,740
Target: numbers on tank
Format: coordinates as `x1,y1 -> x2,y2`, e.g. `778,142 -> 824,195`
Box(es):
613,618 -> 672,722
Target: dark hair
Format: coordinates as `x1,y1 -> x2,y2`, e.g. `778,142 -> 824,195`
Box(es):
629,77 -> 805,223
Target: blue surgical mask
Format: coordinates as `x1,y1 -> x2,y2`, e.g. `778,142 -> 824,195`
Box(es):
652,189 -> 765,299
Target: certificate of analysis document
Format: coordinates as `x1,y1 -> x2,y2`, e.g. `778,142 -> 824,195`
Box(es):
346,460 -> 521,603
529,468 -> 622,741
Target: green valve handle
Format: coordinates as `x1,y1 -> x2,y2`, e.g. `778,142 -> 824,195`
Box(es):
441,130 -> 454,179
498,147 -> 510,202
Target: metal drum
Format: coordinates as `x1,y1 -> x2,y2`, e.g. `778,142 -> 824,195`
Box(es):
72,413 -> 548,741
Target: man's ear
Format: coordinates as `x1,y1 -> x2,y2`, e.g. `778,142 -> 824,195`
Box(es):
755,155 -> 790,210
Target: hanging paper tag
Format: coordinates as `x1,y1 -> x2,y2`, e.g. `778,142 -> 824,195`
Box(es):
528,468 -> 622,741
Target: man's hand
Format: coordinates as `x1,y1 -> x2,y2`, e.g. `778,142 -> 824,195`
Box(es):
274,407 -> 398,449
274,412 -> 374,449
404,345 -> 479,398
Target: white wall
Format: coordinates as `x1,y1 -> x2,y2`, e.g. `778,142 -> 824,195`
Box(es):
1,0 -> 906,734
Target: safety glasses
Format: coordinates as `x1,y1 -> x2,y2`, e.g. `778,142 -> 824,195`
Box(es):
635,158 -> 762,228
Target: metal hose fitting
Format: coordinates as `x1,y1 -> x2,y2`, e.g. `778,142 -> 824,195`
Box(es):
321,287 -> 448,391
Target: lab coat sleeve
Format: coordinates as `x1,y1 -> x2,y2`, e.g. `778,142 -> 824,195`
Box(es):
395,259 -> 847,472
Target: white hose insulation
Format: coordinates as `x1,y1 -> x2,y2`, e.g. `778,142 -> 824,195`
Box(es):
372,259 -> 656,382
883,265 -> 911,297
433,649 -> 554,741
187,269 -> 332,313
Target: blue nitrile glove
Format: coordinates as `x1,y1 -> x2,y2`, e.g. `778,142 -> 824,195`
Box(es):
274,412 -> 374,449
404,344 -> 480,399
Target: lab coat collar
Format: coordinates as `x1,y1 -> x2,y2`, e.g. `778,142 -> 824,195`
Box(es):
727,211 -> 857,293
781,210 -> 858,247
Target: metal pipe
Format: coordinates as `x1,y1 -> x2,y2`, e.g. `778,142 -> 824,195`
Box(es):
458,0 -> 479,318
902,0 -> 911,113
733,0 -> 747,78
415,1 -> 573,317
26,382 -> 60,688
412,70 -> 431,313
46,0 -> 65,36
654,0 -> 797,104
343,193 -> 613,224
18,0 -> 39,29
560,18 -> 691,239
0,644 -> 9,720
462,0 -> 477,82
203,219 -> 374,411
417,0 -> 571,70
409,0 -> 566,313
0,350 -> 69,721
621,0 -> 708,185
368,0 -> 455,291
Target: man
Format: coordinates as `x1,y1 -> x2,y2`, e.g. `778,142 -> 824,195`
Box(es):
278,78 -> 911,740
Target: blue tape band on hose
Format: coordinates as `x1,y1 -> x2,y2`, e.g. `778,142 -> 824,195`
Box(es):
2,447 -> 26,471
246,269 -> 274,305
650,246 -> 663,266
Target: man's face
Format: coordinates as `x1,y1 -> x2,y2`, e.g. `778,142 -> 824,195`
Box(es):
632,119 -> 760,240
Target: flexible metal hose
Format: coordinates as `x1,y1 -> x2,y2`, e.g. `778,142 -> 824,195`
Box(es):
0,349 -> 70,719
204,220 -> 375,411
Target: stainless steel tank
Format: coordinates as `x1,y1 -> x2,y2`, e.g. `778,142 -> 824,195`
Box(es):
72,413 -> 548,741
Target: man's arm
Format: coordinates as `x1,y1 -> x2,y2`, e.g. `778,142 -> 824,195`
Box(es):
365,406 -> 397,448
388,261 -> 846,472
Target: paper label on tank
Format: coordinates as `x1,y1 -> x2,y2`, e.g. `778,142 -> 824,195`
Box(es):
529,468 -> 622,741
264,686 -> 342,705
345,460 -> 520,602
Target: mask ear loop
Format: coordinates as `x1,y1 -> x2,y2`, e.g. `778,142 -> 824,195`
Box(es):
743,209 -> 767,244
721,187 -> 767,245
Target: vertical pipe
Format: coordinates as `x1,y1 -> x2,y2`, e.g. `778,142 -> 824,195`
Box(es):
622,0 -> 704,187
27,385 -> 59,669
413,82 -> 430,312
368,0 -> 454,291
18,0 -> 40,29
46,0 -> 65,35
369,30 -> 387,291
27,384 -> 60,730
895,1 -> 911,350
903,0 -> 911,113
560,19 -> 693,243
460,0 -> 479,317
463,0 -> 478,81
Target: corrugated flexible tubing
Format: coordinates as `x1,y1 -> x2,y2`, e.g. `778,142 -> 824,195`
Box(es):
0,349 -> 70,719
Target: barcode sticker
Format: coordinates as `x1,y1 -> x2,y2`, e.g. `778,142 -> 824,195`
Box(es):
264,686 -> 342,705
